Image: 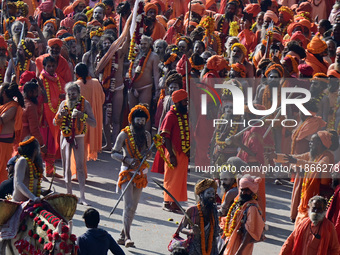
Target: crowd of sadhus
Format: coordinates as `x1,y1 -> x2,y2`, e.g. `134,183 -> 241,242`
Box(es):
2,0 -> 340,253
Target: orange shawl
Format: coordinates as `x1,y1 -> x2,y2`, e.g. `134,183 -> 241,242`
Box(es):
305,51 -> 329,75
149,20 -> 167,41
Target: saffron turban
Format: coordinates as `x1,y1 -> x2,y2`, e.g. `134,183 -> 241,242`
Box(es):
244,4 -> 261,17
265,64 -> 284,78
206,55 -> 228,71
290,31 -> 306,45
56,29 -> 68,38
43,19 -> 57,31
279,6 -> 294,23
38,0 -> 54,13
190,2 -> 206,16
239,174 -> 261,194
144,3 -> 158,14
60,17 -> 75,31
63,0 -> 85,16
317,131 -> 332,149
307,34 -> 328,55
151,0 -> 165,13
195,178 -> 217,195
298,64 -> 313,76
296,1 -> 312,13
287,19 -> 311,37
172,89 -> 188,103
231,63 -> 246,78
48,38 -> 63,48
20,71 -> 36,85
264,10 -> 278,24
0,36 -> 7,49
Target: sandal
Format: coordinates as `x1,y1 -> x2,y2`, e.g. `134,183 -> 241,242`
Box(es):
125,239 -> 135,248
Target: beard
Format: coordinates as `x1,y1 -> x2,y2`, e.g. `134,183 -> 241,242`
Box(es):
132,122 -> 147,150
308,210 -> 326,225
202,196 -> 215,208
43,30 -> 53,39
239,193 -> 253,205
29,96 -> 38,105
67,95 -> 80,109
230,55 -> 242,64
177,103 -> 187,114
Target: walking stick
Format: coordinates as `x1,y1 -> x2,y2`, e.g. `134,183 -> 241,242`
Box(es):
187,0 -> 192,36
109,141 -> 155,216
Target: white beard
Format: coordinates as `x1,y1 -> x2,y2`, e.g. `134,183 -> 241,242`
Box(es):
308,210 -> 326,225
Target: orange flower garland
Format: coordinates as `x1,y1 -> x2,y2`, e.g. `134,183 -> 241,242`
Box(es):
128,49 -> 152,84
223,199 -> 241,238
164,53 -> 178,66
44,76 -> 62,114
189,57 -> 204,71
173,106 -> 190,153
197,202 -> 215,255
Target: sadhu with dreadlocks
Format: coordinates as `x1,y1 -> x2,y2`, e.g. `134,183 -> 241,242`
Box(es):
111,104 -> 152,248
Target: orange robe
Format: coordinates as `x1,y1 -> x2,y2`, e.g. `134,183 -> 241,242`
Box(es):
290,116 -> 327,221
327,185 -> 340,244
147,20 -> 166,41
71,78 -> 105,179
40,71 -> 65,174
238,29 -> 257,55
223,200 -> 265,255
280,217 -> 340,255
36,54 -> 73,84
0,101 -> 22,183
160,105 -> 189,202
305,51 -> 329,75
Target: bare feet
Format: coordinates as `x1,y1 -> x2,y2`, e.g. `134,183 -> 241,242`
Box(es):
125,239 -> 134,248
78,199 -> 90,206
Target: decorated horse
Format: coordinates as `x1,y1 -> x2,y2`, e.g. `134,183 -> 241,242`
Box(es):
0,193 -> 78,255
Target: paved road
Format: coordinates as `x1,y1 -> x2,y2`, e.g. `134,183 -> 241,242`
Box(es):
47,151 -> 295,255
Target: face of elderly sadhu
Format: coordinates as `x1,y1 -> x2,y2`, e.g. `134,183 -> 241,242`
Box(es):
200,187 -> 216,207
49,44 -> 61,58
308,199 -> 326,226
16,44 -> 26,59
43,22 -> 55,35
263,17 -> 272,29
267,70 -> 281,87
93,6 -> 105,23
146,8 -> 157,21
231,46 -> 244,63
140,37 -> 152,53
154,41 -> 166,56
168,82 -> 180,96
257,12 -> 264,27
178,40 -> 188,54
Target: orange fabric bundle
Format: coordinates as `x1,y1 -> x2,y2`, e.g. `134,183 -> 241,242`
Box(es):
47,38 -> 63,47
206,55 -> 228,71
244,4 -> 261,17
307,34 -> 328,55
231,63 -> 246,78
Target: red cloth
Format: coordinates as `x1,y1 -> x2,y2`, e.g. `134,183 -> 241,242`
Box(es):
0,36 -> 7,48
36,53 -> 73,83
20,71 -> 36,85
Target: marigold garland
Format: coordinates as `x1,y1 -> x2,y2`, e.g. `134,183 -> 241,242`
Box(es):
118,126 -> 149,189
55,96 -> 87,138
197,202 -> 214,255
128,1 -> 145,61
23,155 -> 42,197
19,136 -> 36,147
223,199 -> 241,238
173,105 -> 190,153
300,152 -> 326,199
128,49 -> 152,85
164,53 -> 177,66
153,134 -> 174,169
189,57 -> 204,71
44,76 -> 62,114
102,52 -> 118,92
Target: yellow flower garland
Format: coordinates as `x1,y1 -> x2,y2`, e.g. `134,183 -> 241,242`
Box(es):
44,76 -> 62,114
153,134 -> 174,169
173,106 -> 190,153
24,156 -> 42,197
